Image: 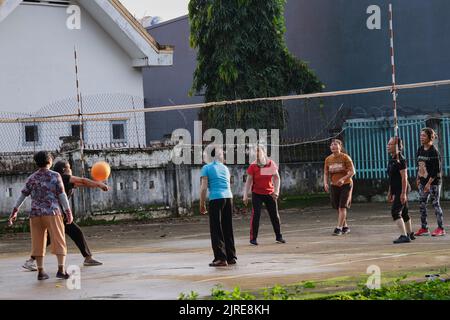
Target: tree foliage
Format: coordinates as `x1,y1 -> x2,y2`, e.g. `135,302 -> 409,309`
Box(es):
189,0 -> 323,131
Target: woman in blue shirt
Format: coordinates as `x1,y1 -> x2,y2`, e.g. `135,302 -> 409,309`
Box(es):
200,147 -> 237,267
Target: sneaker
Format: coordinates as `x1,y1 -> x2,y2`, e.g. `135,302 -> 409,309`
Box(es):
250,239 -> 258,246
333,228 -> 343,236
276,238 -> 286,244
342,227 -> 351,235
37,272 -> 49,281
409,232 -> 416,241
83,258 -> 103,267
22,258 -> 37,272
227,258 -> 237,265
431,228 -> 446,237
415,228 -> 430,236
393,235 -> 411,244
209,260 -> 228,267
56,271 -> 70,280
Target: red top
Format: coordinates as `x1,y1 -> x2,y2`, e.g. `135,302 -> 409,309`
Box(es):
247,160 -> 279,195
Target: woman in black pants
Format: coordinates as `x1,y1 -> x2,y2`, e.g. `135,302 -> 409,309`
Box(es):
243,145 -> 285,245
387,137 -> 415,244
22,160 -> 109,271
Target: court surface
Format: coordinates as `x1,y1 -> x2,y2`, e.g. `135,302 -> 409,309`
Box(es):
0,202 -> 449,299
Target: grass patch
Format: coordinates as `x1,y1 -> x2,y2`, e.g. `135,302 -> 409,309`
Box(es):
278,193 -> 329,210
0,217 -> 30,234
179,268 -> 450,300
76,216 -> 122,227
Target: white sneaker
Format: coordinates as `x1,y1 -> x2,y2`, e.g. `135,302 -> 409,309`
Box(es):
22,258 -> 37,272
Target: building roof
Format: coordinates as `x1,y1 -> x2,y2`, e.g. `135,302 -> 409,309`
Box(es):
0,0 -> 174,67
146,14 -> 188,31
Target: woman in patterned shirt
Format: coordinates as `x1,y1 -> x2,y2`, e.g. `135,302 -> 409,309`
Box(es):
8,151 -> 73,281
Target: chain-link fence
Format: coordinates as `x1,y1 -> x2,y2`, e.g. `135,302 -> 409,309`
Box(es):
0,93 -> 146,154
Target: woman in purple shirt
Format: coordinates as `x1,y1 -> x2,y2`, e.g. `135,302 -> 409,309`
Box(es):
8,151 -> 73,281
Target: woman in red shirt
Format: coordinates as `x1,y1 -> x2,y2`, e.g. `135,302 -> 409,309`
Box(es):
243,145 -> 285,245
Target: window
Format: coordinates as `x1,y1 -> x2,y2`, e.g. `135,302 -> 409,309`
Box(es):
149,181 -> 155,189
117,182 -> 124,191
23,123 -> 40,145
111,121 -> 126,142
23,0 -> 71,5
71,124 -> 83,139
132,181 -> 139,190
6,188 -> 13,198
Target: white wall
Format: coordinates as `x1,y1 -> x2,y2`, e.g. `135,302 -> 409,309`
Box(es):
0,2 -> 144,114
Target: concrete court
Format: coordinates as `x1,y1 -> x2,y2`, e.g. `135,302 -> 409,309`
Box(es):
0,202 -> 449,300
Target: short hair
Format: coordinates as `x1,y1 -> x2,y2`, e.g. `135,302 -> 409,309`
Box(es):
34,151 -> 53,168
421,127 -> 437,141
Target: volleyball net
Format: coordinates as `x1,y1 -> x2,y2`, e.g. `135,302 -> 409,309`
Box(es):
1,79 -> 450,179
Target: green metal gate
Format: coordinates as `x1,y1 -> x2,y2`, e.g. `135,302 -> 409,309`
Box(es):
443,118 -> 450,176
344,117 -> 426,179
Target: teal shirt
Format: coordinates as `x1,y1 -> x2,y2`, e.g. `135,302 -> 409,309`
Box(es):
200,161 -> 233,201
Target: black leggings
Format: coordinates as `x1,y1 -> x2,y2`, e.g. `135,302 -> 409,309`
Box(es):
391,193 -> 410,222
250,193 -> 282,241
208,198 -> 236,262
32,222 -> 92,259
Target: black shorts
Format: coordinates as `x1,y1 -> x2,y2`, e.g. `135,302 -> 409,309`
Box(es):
331,184 -> 353,209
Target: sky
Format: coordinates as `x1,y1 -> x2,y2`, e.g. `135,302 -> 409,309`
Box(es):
120,0 -> 189,21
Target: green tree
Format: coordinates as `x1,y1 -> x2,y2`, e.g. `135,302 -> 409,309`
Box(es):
189,0 -> 323,131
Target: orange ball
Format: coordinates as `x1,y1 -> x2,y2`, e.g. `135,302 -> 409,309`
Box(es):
91,161 -> 111,181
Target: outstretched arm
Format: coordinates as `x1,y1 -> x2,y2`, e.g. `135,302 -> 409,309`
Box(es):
70,176 -> 109,191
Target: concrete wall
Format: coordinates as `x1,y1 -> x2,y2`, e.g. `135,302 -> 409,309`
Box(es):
143,0 -> 450,142
0,148 -> 325,217
0,148 -> 176,217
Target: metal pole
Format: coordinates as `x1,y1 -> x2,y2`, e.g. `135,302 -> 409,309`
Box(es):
74,46 -> 86,177
74,47 -> 87,216
389,3 -> 399,138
